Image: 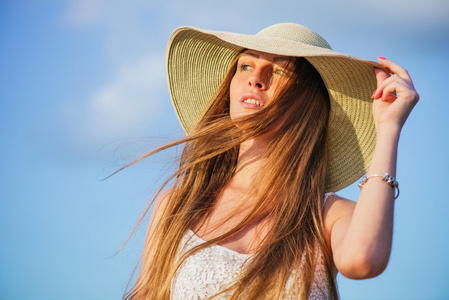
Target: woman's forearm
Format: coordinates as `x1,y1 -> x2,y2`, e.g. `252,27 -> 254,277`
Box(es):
333,126 -> 400,278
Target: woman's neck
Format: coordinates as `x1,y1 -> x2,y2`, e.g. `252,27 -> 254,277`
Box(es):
231,137 -> 269,189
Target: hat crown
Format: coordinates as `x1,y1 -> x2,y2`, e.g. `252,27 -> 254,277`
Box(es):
256,23 -> 332,50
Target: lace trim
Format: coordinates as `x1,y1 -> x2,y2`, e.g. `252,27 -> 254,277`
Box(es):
170,193 -> 336,299
188,230 -> 253,257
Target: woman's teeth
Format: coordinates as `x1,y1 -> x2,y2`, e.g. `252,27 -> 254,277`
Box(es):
243,99 -> 262,106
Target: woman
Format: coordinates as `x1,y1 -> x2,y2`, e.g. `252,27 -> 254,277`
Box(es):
123,23 -> 419,299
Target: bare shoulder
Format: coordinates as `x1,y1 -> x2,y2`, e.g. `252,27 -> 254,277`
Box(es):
153,188 -> 172,212
147,188 -> 173,231
322,194 -> 356,239
142,188 -> 173,250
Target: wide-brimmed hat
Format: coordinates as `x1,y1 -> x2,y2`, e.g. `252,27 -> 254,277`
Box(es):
166,23 -> 383,192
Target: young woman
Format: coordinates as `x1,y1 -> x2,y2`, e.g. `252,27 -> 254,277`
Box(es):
123,23 -> 419,299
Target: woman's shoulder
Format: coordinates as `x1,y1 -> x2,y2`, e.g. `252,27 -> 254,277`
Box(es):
145,188 -> 173,234
323,193 -> 355,211
323,192 -> 337,206
152,188 -> 173,219
155,188 -> 172,207
322,193 -> 356,235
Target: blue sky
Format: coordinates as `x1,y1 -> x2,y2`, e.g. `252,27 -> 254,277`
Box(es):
1,1 -> 448,299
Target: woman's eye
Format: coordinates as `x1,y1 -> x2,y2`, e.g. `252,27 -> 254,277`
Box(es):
239,64 -> 252,71
274,69 -> 288,76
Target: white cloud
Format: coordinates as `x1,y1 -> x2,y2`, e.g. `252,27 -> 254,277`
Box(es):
88,54 -> 166,133
60,0 -> 168,154
64,53 -> 167,153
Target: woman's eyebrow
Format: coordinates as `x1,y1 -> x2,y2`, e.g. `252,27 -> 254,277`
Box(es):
241,52 -> 294,64
274,57 -> 294,63
241,52 -> 259,59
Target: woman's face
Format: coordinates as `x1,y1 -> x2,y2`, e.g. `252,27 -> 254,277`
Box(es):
229,50 -> 294,121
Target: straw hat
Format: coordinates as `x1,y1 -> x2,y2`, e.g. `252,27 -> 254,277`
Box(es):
166,23 -> 383,192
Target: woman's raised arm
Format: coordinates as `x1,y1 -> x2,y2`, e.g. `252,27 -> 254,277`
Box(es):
324,57 -> 419,279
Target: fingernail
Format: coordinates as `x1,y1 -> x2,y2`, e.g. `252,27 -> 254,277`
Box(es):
371,90 -> 377,99
378,56 -> 386,60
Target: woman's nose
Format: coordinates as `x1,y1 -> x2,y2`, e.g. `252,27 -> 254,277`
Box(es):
248,69 -> 269,90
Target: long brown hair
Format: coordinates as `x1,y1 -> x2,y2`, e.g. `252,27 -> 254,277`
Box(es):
123,54 -> 338,299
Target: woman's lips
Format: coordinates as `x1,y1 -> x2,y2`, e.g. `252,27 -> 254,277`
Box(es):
240,94 -> 265,109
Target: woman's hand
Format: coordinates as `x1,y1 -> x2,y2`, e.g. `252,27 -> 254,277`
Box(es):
371,57 -> 419,132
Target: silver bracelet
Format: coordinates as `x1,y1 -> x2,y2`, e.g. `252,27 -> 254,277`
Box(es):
358,173 -> 400,200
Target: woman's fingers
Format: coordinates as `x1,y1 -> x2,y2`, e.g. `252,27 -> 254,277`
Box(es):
372,70 -> 403,101
377,57 -> 413,84
374,73 -> 418,103
373,74 -> 402,101
374,67 -> 389,86
372,61 -> 417,103
372,68 -> 389,100
370,57 -> 419,128
379,80 -> 407,102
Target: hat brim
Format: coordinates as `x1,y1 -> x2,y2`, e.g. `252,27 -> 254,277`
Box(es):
166,25 -> 384,192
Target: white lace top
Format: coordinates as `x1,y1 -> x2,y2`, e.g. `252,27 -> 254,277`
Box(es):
171,193 -> 336,299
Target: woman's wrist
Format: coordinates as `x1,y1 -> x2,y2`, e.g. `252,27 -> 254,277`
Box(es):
375,122 -> 401,142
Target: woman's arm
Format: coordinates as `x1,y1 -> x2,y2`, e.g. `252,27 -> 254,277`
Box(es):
324,57 -> 419,279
